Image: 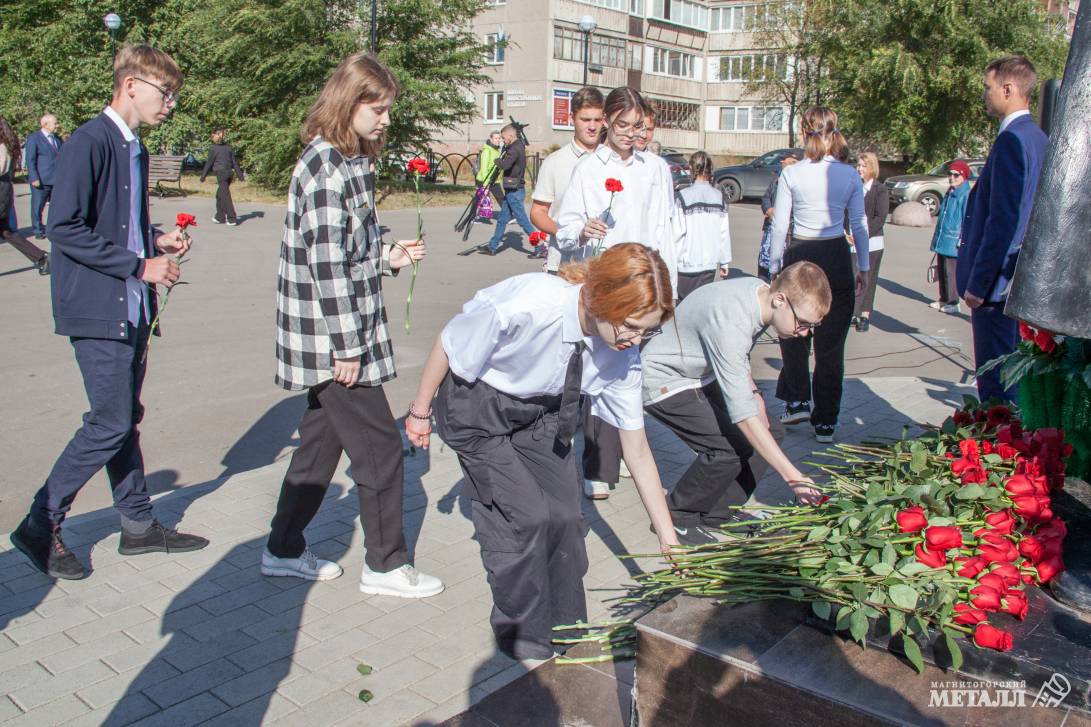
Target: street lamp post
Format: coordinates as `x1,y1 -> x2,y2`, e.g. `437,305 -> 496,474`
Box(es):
103,12 -> 121,60
578,16 -> 597,87
369,0 -> 378,52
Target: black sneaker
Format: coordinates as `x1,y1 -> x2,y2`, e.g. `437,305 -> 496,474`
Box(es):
856,317 -> 870,332
650,522 -> 720,547
11,517 -> 87,580
780,401 -> 811,424
476,246 -> 498,256
815,424 -> 836,443
118,520 -> 209,556
37,254 -> 50,276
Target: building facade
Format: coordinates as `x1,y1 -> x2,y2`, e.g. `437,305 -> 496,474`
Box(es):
435,0 -> 793,158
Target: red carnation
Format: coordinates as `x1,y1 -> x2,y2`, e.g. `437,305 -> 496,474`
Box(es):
953,410 -> 975,427
914,543 -> 947,569
984,510 -> 1016,535
1019,321 -> 1035,341
986,405 -> 1012,429
956,556 -> 987,579
176,213 -> 197,230
925,526 -> 963,551
1033,329 -> 1057,353
989,563 -> 1023,588
1001,590 -> 1029,620
1035,555 -> 1065,584
996,443 -> 1020,460
970,585 -> 1002,611
605,178 -> 623,193
895,506 -> 928,533
973,623 -> 1013,652
407,157 -> 430,176
953,603 -> 988,625
528,231 -> 546,246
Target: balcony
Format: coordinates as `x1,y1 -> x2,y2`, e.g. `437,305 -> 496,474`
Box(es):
641,73 -> 704,100
704,130 -> 791,156
552,58 -> 629,88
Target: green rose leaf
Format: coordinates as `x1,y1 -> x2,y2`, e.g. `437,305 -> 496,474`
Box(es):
788,587 -> 804,599
849,608 -> 869,644
901,634 -> 925,674
889,584 -> 919,610
910,448 -> 928,473
898,562 -> 931,577
888,609 -> 905,636
943,632 -> 963,672
870,562 -> 894,576
812,600 -> 831,621
835,606 -> 853,631
882,543 -> 898,565
955,485 -> 985,500
806,526 -> 831,542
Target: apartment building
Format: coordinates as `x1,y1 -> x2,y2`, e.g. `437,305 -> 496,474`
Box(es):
435,0 -> 792,158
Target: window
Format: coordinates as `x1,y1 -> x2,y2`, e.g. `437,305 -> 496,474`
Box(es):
651,47 -> 696,78
628,43 -> 643,71
485,0 -> 505,5
629,0 -> 645,15
718,53 -> 787,81
648,98 -> 700,131
717,105 -> 786,132
649,0 -> 710,30
484,32 -> 505,65
485,92 -> 504,123
575,0 -> 627,11
554,26 -> 627,68
710,3 -> 771,32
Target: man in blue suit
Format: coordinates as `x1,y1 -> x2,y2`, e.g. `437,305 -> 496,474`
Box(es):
957,56 -> 1049,403
24,112 -> 62,239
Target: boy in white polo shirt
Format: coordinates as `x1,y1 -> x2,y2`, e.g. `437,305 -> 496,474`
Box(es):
530,87 -> 604,272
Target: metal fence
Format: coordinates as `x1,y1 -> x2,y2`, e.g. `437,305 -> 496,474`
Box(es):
378,150 -> 541,187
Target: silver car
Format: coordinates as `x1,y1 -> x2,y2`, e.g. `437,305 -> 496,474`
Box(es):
886,158 -> 986,216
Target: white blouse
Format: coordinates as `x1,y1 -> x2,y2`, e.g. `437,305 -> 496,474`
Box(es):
554,145 -> 680,292
768,156 -> 869,274
441,273 -> 645,430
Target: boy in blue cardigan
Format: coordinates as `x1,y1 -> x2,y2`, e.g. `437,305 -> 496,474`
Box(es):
11,45 -> 209,580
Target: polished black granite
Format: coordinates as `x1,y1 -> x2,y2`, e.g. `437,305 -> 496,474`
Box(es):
635,594 -> 1091,726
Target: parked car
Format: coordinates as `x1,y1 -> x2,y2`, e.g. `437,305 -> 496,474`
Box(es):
711,148 -> 804,203
659,148 -> 691,189
885,158 -> 986,216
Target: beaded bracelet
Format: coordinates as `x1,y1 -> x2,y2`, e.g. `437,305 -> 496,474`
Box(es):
407,403 -> 432,421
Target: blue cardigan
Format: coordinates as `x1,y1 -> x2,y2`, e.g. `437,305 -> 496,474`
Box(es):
47,113 -> 158,340
929,182 -> 970,257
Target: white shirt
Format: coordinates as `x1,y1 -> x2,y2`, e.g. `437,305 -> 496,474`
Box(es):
769,155 -> 869,274
998,109 -> 1031,135
532,141 -> 594,272
861,180 -> 884,251
675,181 -> 732,273
441,273 -> 645,430
555,144 -> 680,292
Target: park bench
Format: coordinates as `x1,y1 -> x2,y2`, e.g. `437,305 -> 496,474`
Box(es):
148,155 -> 186,198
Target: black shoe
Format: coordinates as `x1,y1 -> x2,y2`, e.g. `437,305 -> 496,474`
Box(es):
34,232 -> 47,240
850,316 -> 859,327
856,317 -> 870,332
780,401 -> 811,425
37,254 -> 50,276
815,424 -> 836,443
118,520 -> 209,555
651,522 -> 719,547
476,246 -> 498,256
11,517 -> 87,580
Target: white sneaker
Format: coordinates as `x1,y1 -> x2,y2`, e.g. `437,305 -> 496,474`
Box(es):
583,479 -> 611,500
359,563 -> 444,598
618,460 -> 632,479
929,301 -> 943,310
261,548 -> 343,581
210,217 -> 223,224
939,303 -> 961,314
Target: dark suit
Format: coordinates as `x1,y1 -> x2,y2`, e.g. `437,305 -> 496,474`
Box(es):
29,112 -> 159,531
24,129 -> 62,235
853,182 -> 890,317
200,142 -> 245,223
957,113 -> 1048,402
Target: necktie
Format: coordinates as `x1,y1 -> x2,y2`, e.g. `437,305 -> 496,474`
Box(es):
48,134 -> 56,149
555,341 -> 585,443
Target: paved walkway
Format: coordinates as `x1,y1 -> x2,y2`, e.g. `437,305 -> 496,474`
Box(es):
0,375 -> 973,726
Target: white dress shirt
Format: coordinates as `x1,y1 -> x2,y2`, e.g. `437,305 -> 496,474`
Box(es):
998,109 -> 1031,135
441,273 -> 645,430
768,155 -> 869,274
532,141 -> 594,272
555,144 -> 680,292
675,181 -> 732,273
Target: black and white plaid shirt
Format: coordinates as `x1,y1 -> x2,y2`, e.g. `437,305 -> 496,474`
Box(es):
275,138 -> 397,391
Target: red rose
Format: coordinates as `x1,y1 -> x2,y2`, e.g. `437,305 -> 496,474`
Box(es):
1019,321 -> 1035,341
1011,495 -> 1052,523
528,231 -> 546,246
914,543 -> 947,568
925,526 -> 963,551
1004,474 -> 1045,497
895,506 -> 928,533
970,585 -> 1002,611
977,573 -> 1008,593
953,410 -> 975,427
984,510 -> 1016,535
1035,518 -> 1067,543
1035,555 -> 1064,584
956,556 -> 987,578
407,157 -> 430,175
986,405 -> 1012,429
976,529 -> 1006,546
176,213 -> 197,230
952,460 -> 988,485
958,439 -> 980,460
989,563 -> 1022,587
973,623 -> 1013,652
978,541 -> 1018,564
1018,536 -> 1045,563
953,603 -> 988,625
1001,590 -> 1029,620
1033,329 -> 1057,353
996,443 -> 1019,460
604,178 -> 623,193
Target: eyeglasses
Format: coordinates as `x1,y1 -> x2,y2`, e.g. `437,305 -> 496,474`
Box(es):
948,171 -> 964,178
612,322 -> 663,344
134,77 -> 178,106
611,120 -> 647,137
785,297 -> 820,333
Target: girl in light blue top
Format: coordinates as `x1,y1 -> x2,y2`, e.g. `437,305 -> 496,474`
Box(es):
929,159 -> 972,313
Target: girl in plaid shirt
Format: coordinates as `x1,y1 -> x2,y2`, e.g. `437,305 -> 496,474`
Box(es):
263,52 -> 443,598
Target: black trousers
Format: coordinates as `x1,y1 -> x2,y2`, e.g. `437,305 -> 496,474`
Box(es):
852,249 -> 883,317
646,384 -> 783,526
676,270 -> 717,301
267,380 -> 408,572
435,374 -> 588,661
775,238 -> 855,427
581,405 -> 622,485
936,254 -> 958,304
0,176 -> 46,264
214,171 -> 238,223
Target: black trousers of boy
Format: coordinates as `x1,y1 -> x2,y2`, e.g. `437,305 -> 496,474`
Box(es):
676,270 -> 717,301
214,171 -> 238,223
581,406 -> 622,485
267,380 -> 408,573
645,383 -> 783,526
775,238 -> 856,428
436,374 -> 588,661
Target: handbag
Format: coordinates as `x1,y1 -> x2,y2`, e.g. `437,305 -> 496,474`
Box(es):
927,254 -> 939,284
